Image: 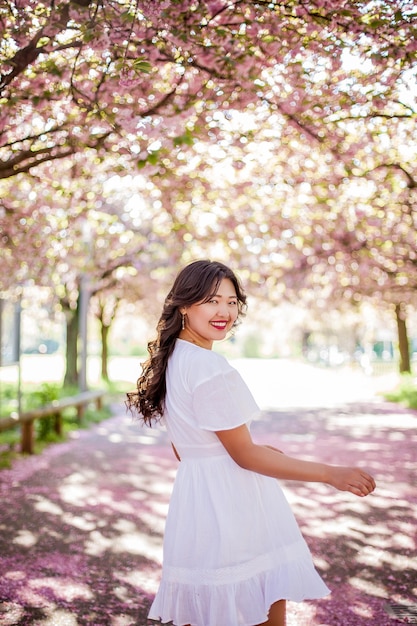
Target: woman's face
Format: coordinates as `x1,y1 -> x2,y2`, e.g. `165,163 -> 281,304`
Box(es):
182,278 -> 239,348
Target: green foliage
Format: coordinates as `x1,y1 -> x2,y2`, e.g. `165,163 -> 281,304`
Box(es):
32,382 -> 60,406
59,404 -> 111,434
173,129 -> 194,147
132,58 -> 152,73
137,150 -> 160,168
31,383 -> 60,440
0,447 -> 18,470
0,426 -> 20,454
384,374 -> 417,410
0,403 -> 112,469
114,57 -> 152,75
0,383 -> 19,417
0,380 -> 131,469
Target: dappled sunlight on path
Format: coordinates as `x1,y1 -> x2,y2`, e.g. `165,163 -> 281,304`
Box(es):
252,401 -> 417,625
0,413 -> 174,625
0,362 -> 416,625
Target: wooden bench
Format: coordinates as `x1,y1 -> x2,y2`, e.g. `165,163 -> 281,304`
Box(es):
0,390 -> 105,454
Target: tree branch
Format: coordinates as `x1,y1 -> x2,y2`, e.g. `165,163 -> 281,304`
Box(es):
0,0 -> 92,94
371,163 -> 417,189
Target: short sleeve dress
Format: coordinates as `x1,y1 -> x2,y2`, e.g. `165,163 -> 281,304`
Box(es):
148,339 -> 329,626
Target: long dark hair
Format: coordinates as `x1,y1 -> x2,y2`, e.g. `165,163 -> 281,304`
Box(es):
126,260 -> 247,426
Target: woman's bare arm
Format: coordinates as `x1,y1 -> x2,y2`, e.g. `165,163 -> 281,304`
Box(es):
215,424 -> 375,498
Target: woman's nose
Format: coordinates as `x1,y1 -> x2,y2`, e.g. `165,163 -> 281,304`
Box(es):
217,302 -> 229,317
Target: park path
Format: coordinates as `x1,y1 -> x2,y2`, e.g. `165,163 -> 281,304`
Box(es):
0,359 -> 416,626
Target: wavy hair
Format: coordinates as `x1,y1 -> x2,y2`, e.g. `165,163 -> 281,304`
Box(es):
126,260 -> 247,426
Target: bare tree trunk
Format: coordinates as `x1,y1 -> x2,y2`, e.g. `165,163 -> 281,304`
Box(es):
94,294 -> 119,383
101,323 -> 110,381
63,306 -> 79,386
395,303 -> 411,374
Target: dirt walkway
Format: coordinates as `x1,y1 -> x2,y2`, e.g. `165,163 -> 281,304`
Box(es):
0,389 -> 416,625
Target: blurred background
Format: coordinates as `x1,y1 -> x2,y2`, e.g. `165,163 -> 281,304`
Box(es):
1,0 -> 416,445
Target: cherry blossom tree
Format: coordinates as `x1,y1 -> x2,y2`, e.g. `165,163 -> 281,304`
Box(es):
135,96 -> 417,370
2,0 -> 417,381
1,0 -> 415,180
0,154 -> 179,385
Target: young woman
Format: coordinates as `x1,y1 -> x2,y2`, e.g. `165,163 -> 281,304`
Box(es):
127,260 -> 375,626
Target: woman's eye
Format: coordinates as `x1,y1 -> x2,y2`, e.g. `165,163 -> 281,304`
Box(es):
208,299 -> 237,305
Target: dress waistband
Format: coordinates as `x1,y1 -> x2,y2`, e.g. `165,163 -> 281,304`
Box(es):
176,442 -> 228,459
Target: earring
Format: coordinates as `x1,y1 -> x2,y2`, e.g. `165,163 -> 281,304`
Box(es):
181,313 -> 185,330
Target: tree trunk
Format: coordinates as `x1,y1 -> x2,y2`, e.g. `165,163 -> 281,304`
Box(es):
101,323 -> 110,381
395,303 -> 411,374
94,295 -> 119,383
63,302 -> 79,387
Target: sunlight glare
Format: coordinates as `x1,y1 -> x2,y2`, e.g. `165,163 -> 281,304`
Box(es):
13,529 -> 38,548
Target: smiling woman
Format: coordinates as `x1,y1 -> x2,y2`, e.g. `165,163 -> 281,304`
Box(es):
178,277 -> 239,349
126,259 -> 375,626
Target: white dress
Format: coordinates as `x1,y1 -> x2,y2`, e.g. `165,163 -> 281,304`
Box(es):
148,339 -> 330,626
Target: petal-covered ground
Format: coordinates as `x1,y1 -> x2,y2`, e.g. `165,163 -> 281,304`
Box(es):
0,360 -> 416,625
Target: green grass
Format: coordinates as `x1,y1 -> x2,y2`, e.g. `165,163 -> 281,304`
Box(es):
0,380 -> 130,470
384,374 -> 417,410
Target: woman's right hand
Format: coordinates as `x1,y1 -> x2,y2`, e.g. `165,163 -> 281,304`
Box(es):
327,466 -> 376,497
